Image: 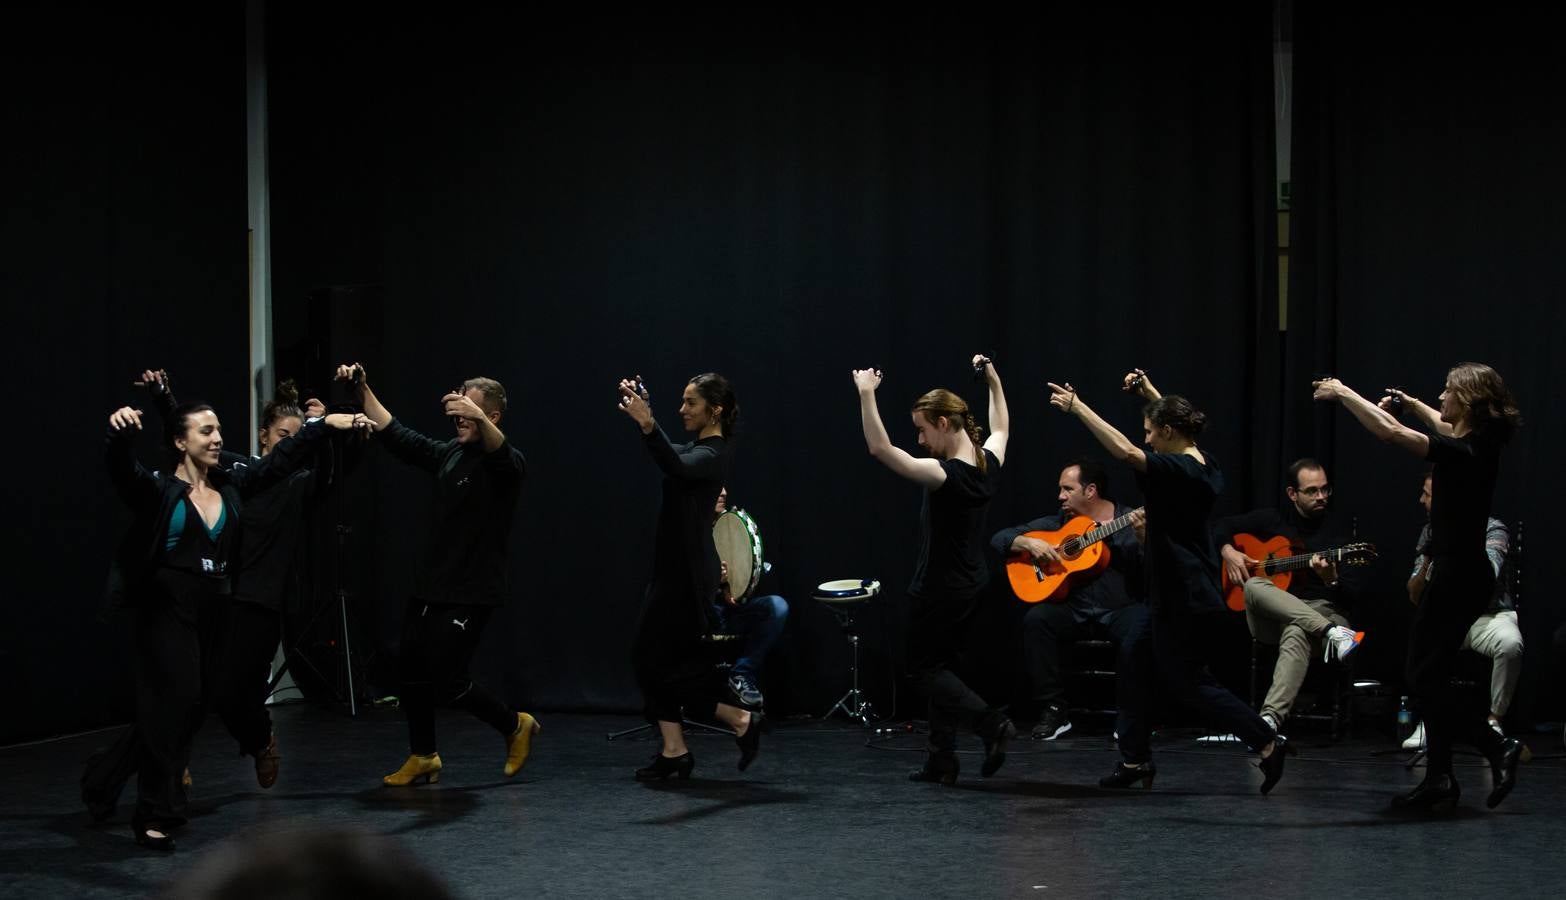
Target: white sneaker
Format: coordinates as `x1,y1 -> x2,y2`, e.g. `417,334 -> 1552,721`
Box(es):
1488,717 -> 1505,737
1262,713 -> 1280,735
1402,721 -> 1426,750
1323,626 -> 1363,663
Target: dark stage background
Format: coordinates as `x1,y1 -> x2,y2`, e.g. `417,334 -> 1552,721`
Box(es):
4,5 -> 1560,744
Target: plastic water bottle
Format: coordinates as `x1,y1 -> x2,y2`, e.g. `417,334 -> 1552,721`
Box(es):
1397,696 -> 1414,743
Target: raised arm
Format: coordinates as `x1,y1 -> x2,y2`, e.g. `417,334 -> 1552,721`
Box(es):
228,414 -> 371,498
104,406 -> 160,510
444,391 -> 506,454
1382,388 -> 1454,438
615,375 -> 726,480
1123,368 -> 1161,402
336,362 -> 393,431
1312,378 -> 1429,457
853,368 -> 946,489
976,355 -> 1009,466
1047,382 -> 1147,472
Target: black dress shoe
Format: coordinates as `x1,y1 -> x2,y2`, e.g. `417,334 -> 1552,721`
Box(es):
736,710 -> 763,771
1486,737 -> 1523,809
634,752 -> 695,782
1391,774 -> 1460,813
1099,762 -> 1157,789
981,718 -> 1016,777
1257,735 -> 1292,795
909,753 -> 959,785
133,824 -> 176,852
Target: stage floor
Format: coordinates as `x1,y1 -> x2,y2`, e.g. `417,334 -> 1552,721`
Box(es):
3,704 -> 1562,898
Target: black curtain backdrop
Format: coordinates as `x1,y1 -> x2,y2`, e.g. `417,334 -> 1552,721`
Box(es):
1287,6 -> 1566,725
1,5 -> 248,744
264,7 -> 1277,721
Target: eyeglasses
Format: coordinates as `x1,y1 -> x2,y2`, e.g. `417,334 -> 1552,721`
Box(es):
1296,485 -> 1333,498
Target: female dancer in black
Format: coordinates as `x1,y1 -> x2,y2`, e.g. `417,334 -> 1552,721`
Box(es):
616,372 -> 760,780
1047,370 -> 1287,792
1314,364 -> 1523,812
854,355 -> 1012,784
137,370 -> 332,790
85,390 -> 366,850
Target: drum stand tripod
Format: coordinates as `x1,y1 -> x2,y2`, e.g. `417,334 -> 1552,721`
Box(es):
821,603 -> 877,726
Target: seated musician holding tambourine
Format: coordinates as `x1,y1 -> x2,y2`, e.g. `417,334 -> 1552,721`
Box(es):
990,458 -> 1148,742
712,487 -> 789,709
1212,458 -> 1374,736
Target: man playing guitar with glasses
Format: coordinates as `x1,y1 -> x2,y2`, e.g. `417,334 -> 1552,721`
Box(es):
1215,459 -> 1368,735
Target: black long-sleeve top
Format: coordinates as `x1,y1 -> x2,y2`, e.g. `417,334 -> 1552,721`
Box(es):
641,425 -> 730,613
1210,504 -> 1360,603
990,503 -> 1145,615
378,418 -> 526,608
103,419 -> 332,611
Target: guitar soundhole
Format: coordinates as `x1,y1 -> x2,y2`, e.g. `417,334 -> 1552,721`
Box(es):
1062,539 -> 1081,559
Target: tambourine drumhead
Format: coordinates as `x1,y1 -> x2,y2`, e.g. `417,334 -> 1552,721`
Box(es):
812,578 -> 882,604
713,509 -> 764,602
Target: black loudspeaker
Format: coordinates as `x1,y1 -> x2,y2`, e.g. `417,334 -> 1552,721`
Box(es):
274,286 -> 386,710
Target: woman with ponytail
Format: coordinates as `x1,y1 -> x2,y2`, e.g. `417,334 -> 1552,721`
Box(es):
854,355 -> 1012,784
1047,369 -> 1288,794
616,371 -> 761,781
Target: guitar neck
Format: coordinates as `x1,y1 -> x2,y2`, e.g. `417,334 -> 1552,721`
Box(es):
1260,545 -> 1350,574
1079,507 -> 1144,548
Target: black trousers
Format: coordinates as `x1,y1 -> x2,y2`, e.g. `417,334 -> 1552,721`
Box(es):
399,601 -> 516,755
1124,607 -> 1274,761
632,581 -> 723,725
1022,601 -> 1149,710
81,573 -> 228,830
1408,560 -> 1505,777
909,590 -> 1003,754
214,601 -> 279,756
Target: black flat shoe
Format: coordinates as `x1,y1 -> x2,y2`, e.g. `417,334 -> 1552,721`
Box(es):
736,711 -> 763,771
981,718 -> 1016,778
1257,735 -> 1293,795
133,824 -> 176,852
1392,774 -> 1460,813
635,752 -> 695,782
909,753 -> 959,786
1486,737 -> 1523,809
1099,762 -> 1157,789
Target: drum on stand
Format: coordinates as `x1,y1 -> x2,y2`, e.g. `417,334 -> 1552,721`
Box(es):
813,579 -> 882,725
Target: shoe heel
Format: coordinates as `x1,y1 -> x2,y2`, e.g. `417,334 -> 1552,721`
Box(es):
677,758 -> 694,780
1139,772 -> 1156,789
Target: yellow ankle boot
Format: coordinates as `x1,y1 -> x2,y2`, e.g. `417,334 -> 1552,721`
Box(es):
383,753 -> 442,786
503,712 -> 542,776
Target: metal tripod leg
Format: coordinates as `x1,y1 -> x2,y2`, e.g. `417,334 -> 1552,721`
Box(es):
606,719 -> 736,741
821,627 -> 877,726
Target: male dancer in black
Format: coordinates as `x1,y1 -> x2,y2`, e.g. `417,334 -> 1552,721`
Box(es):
1214,459 -> 1366,735
990,458 -> 1147,741
336,363 -> 539,786
855,355 -> 1012,784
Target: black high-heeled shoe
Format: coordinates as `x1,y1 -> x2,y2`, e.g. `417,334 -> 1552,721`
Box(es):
635,752 -> 695,782
1257,735 -> 1293,795
981,718 -> 1017,777
1099,761 -> 1157,789
133,823 -> 176,852
736,710 -> 763,771
1486,737 -> 1523,809
1392,774 -> 1460,813
908,752 -> 959,786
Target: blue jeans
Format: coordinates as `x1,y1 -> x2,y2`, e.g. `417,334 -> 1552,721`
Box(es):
712,594 -> 789,680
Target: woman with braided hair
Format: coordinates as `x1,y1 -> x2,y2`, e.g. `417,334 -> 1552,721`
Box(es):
854,355 -> 1012,785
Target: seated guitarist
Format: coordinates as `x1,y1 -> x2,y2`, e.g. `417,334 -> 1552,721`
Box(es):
1214,459 -> 1365,735
990,458 -> 1147,741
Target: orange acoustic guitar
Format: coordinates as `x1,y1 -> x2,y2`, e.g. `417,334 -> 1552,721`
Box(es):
1006,508 -> 1145,604
1220,534 -> 1378,611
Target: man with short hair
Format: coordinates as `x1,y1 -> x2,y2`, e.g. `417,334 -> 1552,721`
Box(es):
1215,459 -> 1364,735
1403,470 -> 1522,748
339,364 -> 540,786
991,458 -> 1147,741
